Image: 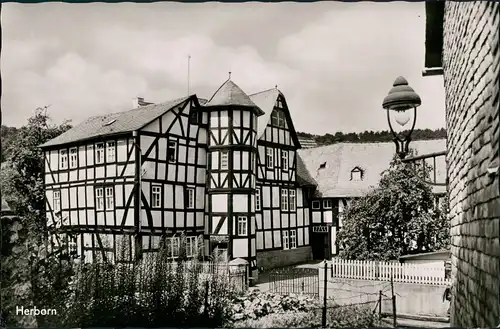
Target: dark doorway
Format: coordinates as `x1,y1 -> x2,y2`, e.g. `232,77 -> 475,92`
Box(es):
312,233 -> 328,260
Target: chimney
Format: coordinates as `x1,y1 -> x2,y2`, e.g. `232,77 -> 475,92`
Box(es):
133,97 -> 144,109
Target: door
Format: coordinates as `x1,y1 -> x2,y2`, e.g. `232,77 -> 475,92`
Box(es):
312,233 -> 326,260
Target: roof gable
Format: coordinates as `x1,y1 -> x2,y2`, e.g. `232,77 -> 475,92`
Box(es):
298,139 -> 447,198
40,96 -> 192,148
249,88 -> 301,148
205,79 -> 260,110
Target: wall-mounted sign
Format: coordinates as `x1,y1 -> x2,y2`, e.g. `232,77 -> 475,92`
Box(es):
312,226 -> 328,233
210,235 -> 229,243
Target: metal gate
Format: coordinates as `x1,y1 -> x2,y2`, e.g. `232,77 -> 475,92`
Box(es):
269,267 -> 319,298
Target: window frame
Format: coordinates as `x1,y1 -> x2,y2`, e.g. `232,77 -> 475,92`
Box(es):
323,200 -> 333,209
60,149 -> 68,170
237,216 -> 248,236
53,190 -> 61,212
289,189 -> 296,211
167,139 -> 177,163
186,187 -> 195,209
255,189 -> 261,211
290,229 -> 297,249
105,186 -> 114,210
312,200 -> 320,209
96,187 -> 104,211
281,150 -> 289,171
186,236 -> 197,257
281,189 -> 289,211
282,230 -> 289,250
266,148 -> 274,169
96,143 -> 105,164
69,147 -> 78,169
152,185 -> 162,208
221,151 -> 229,170
107,141 -> 116,162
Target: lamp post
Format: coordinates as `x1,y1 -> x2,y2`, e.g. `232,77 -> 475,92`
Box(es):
382,76 -> 421,159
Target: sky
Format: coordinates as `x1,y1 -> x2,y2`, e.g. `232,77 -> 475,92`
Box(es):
2,2 -> 446,135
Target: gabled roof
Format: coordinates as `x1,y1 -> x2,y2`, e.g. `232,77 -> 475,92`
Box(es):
205,80 -> 263,115
298,136 -> 318,149
249,88 -> 280,139
297,139 -> 447,198
40,96 -> 192,148
296,155 -> 317,187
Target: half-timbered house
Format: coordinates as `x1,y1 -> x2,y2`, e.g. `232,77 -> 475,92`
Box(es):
297,139 -> 447,260
40,76 -> 448,277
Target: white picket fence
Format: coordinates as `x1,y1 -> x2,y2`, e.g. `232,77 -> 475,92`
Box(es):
327,258 -> 450,285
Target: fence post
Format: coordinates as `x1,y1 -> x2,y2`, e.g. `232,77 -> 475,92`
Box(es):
391,273 -> 396,327
322,261 -> 328,328
378,290 -> 382,318
203,280 -> 210,318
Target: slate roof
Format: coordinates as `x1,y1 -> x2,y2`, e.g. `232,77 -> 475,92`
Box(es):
40,96 -> 191,148
297,139 -> 447,198
205,80 -> 263,115
248,88 -> 280,139
298,136 -> 318,149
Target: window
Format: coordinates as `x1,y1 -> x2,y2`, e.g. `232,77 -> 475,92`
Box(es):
312,201 -> 320,209
278,111 -> 286,128
186,236 -> 197,257
221,151 -> 229,169
165,237 -> 180,258
96,143 -> 104,164
290,230 -> 297,249
167,140 -> 176,162
351,168 -> 363,181
152,185 -> 161,208
53,190 -> 61,212
271,110 -> 279,126
255,189 -> 261,211
237,216 -> 247,235
107,141 -> 116,162
220,113 -> 229,127
105,187 -> 114,210
185,188 -> 195,209
96,187 -> 104,211
69,148 -> 77,168
281,150 -> 289,170
68,236 -> 78,258
60,149 -> 68,169
266,148 -> 274,169
283,230 -> 289,250
281,189 -> 289,211
289,190 -> 296,211
323,200 -> 332,209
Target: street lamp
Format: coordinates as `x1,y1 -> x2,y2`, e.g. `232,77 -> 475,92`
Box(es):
382,76 -> 421,159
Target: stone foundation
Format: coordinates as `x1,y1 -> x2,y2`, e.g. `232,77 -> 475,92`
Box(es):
256,246 -> 313,270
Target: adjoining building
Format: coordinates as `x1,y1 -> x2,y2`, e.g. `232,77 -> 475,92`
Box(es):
39,78 -> 447,278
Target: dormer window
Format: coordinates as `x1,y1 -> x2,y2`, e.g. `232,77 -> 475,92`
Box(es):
271,109 -> 286,128
319,162 -> 327,169
351,167 -> 363,181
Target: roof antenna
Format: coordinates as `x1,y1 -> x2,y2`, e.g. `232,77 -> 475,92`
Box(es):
187,55 -> 191,96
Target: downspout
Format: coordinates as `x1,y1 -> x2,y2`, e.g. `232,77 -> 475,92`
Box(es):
133,130 -> 142,261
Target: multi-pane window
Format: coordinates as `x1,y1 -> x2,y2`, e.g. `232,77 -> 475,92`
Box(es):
221,151 -> 229,169
69,148 -> 78,168
290,230 -> 297,249
312,201 -> 320,209
278,111 -> 286,128
152,185 -> 161,208
105,187 -> 114,210
107,141 -> 116,162
237,216 -> 247,235
283,230 -> 289,250
323,200 -> 333,209
186,236 -> 197,257
53,190 -> 61,212
185,188 -> 195,209
255,189 -> 261,211
289,190 -> 296,211
281,150 -> 289,170
167,140 -> 176,162
171,237 -> 180,258
60,149 -> 68,169
281,189 -> 289,211
68,236 -> 78,258
271,110 -> 279,126
96,188 -> 104,211
266,148 -> 274,168
351,168 -> 362,181
96,143 -> 104,164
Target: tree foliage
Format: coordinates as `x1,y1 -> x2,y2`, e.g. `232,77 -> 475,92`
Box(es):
337,150 -> 450,261
1,108 -> 73,327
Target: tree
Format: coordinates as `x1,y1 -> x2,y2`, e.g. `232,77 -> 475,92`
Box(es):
1,108 -> 73,327
337,150 -> 450,261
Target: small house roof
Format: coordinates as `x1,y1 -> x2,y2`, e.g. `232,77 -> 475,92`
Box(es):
297,139 -> 447,198
205,80 -> 263,115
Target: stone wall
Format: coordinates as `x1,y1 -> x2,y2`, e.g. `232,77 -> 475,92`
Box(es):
256,246 -> 312,270
442,2 -> 500,327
